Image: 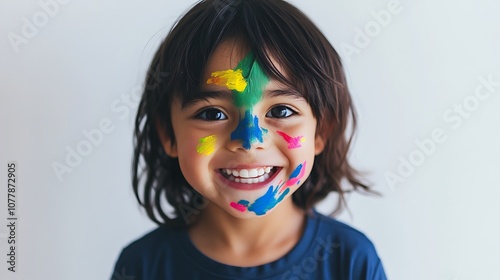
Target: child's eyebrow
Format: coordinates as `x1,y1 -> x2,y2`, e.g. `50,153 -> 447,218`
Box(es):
181,90 -> 233,109
265,88 -> 304,100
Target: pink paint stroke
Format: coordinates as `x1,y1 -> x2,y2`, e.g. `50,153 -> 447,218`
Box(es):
230,202 -> 247,212
276,131 -> 304,149
278,162 -> 307,193
284,161 -> 307,187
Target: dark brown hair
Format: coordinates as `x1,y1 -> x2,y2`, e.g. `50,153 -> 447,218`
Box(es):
133,0 -> 375,227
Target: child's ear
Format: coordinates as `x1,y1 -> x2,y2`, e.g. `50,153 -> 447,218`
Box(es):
155,119 -> 178,158
314,133 -> 326,155
314,119 -> 333,155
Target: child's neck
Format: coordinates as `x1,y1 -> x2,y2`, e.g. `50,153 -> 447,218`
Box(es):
188,198 -> 306,267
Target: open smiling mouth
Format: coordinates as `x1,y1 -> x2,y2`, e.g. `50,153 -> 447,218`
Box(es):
219,166 -> 279,184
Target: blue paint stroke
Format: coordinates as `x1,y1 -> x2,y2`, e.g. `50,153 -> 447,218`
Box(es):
289,164 -> 303,179
247,186 -> 290,216
231,110 -> 265,150
284,162 -> 306,187
238,200 -> 250,207
235,162 -> 306,216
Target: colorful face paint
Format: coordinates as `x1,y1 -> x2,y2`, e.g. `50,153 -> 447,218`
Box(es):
206,51 -> 270,150
230,111 -> 268,150
247,185 -> 290,215
230,162 -> 307,216
206,69 -> 247,92
196,135 -> 217,156
230,200 -> 248,212
230,52 -> 269,108
276,131 -> 305,149
281,162 -> 306,190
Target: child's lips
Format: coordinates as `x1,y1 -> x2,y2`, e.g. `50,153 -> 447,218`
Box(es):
217,167 -> 281,190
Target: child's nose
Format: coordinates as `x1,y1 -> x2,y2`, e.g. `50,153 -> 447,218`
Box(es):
227,111 -> 267,152
227,136 -> 266,152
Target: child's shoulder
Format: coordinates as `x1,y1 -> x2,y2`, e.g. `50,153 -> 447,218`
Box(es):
310,210 -> 381,258
118,226 -> 177,252
115,225 -> 179,262
280,210 -> 386,279
111,226 -> 186,279
313,210 -> 370,236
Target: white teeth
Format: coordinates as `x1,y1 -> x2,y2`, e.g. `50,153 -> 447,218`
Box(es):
248,169 -> 258,177
239,169 -> 249,177
259,173 -> 269,182
224,167 -> 273,179
239,177 -> 262,184
222,168 -> 273,184
258,168 -> 264,176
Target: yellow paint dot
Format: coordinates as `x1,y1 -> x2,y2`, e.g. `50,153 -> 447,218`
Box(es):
300,137 -> 306,143
206,69 -> 247,92
196,135 -> 217,156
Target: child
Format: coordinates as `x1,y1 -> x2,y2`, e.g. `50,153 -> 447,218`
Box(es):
111,0 -> 387,279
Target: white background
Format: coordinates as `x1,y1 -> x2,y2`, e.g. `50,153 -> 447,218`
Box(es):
1,0 -> 499,279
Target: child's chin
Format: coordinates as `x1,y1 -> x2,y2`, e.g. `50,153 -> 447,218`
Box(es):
226,204 -> 277,219
230,211 -> 271,219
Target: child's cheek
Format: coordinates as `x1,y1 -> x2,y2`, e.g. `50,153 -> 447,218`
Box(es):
178,135 -> 217,160
195,135 -> 217,156
276,131 -> 306,150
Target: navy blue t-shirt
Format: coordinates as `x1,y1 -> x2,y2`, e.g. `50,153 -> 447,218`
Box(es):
111,210 -> 387,279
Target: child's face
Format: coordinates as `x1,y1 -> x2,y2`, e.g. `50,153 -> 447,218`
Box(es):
161,40 -> 325,218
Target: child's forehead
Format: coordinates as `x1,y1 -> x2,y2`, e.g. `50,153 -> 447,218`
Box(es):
202,40 -> 286,80
204,40 -> 249,73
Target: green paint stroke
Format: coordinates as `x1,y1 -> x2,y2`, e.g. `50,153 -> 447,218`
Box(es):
232,51 -> 269,108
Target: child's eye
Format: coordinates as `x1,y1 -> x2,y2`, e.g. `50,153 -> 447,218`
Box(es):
195,108 -> 228,121
266,105 -> 296,118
